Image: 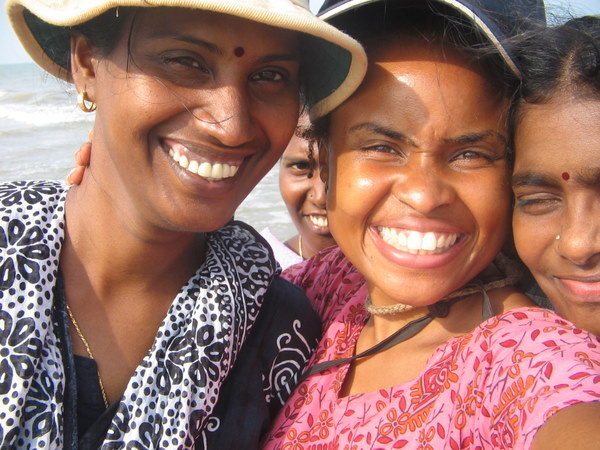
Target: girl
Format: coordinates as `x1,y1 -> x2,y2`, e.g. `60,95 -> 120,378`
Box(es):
512,17 -> 600,337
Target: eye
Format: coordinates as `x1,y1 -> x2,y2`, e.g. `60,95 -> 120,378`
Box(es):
162,55 -> 210,74
452,150 -> 494,162
251,68 -> 286,82
513,193 -> 562,215
284,159 -> 312,176
450,147 -> 505,170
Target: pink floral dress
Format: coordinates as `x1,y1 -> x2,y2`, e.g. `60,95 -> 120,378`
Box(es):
264,247 -> 600,449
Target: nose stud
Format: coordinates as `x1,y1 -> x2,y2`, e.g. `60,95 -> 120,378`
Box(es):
556,235 -> 561,240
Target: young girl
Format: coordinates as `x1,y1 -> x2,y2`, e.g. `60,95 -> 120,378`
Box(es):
264,1 -> 600,448
512,17 -> 600,337
1,0 -> 366,447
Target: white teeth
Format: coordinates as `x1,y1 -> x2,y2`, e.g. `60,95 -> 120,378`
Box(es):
198,162 -> 212,178
211,163 -> 223,179
377,227 -> 460,254
187,160 -> 199,174
407,231 -> 422,253
422,232 -> 437,251
179,154 -> 189,169
168,144 -> 240,181
309,215 -> 328,228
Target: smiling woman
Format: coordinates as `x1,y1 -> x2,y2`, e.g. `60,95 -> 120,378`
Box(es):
262,1 -> 600,448
511,16 -> 600,337
0,0 -> 366,448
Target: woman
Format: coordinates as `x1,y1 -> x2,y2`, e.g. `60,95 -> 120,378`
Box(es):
512,16 -> 600,337
261,114 -> 336,268
263,1 -> 600,448
1,0 -> 366,447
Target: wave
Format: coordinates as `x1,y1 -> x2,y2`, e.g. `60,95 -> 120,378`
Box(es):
0,101 -> 94,127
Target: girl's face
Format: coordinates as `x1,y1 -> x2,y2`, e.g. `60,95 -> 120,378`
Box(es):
324,39 -> 511,307
279,125 -> 335,254
75,8 -> 300,232
512,95 -> 600,335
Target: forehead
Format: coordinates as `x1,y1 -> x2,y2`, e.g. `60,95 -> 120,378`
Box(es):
515,97 -> 600,167
331,38 -> 507,134
129,8 -> 299,53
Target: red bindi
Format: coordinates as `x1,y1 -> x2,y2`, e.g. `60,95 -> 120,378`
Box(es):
234,47 -> 245,57
561,172 -> 570,181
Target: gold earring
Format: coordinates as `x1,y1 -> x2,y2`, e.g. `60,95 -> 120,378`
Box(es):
77,90 -> 97,112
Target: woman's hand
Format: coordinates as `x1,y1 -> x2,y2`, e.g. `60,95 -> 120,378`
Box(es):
66,131 -> 93,185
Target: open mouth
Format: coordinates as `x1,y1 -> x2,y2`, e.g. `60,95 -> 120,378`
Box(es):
166,141 -> 240,182
377,227 -> 461,255
308,215 -> 328,228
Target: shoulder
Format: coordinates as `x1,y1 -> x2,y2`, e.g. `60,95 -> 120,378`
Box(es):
463,307 -> 600,446
282,246 -> 359,289
264,276 -> 319,321
282,247 -> 366,319
472,307 -> 600,356
259,228 -> 302,270
0,180 -> 66,211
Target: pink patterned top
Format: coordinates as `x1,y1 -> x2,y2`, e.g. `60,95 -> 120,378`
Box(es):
264,247 -> 600,449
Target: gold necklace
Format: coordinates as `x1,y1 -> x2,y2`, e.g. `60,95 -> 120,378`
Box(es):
66,304 -> 109,408
298,235 -> 304,259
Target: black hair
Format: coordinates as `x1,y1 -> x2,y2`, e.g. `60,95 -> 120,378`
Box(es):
69,7 -> 134,63
513,16 -> 600,106
508,16 -> 600,154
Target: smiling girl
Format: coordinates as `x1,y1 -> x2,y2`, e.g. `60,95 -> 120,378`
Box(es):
512,17 -> 600,337
1,0 -> 366,447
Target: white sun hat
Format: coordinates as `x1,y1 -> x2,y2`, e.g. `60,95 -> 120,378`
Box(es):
5,0 -> 368,119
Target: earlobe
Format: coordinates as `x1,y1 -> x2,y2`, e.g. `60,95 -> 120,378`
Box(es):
70,35 -> 98,101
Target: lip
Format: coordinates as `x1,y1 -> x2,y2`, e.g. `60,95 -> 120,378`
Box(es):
161,137 -> 251,191
304,214 -> 329,234
555,276 -> 600,303
369,222 -> 468,270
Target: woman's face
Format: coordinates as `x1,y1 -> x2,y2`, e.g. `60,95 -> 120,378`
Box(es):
76,8 -> 300,232
512,95 -> 600,335
324,38 -> 511,307
279,123 -> 335,254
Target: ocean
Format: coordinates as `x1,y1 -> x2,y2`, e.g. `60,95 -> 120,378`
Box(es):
0,63 -> 297,241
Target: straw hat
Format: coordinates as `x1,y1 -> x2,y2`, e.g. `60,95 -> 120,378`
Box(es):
5,0 -> 368,119
319,0 -> 546,76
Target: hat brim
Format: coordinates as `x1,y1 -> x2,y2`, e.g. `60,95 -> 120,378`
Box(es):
319,0 -> 545,76
6,0 -> 368,119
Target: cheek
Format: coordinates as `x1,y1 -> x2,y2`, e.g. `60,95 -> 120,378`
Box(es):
512,213 -> 548,270
280,180 -> 307,211
329,159 -> 380,221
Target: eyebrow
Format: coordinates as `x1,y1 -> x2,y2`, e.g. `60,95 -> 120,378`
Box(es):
150,32 -> 223,55
574,167 -> 600,188
443,131 -> 506,146
512,167 -> 600,188
511,171 -> 560,188
348,123 -> 418,147
348,123 -> 505,147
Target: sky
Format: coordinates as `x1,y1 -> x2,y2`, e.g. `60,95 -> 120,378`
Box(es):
1,0 -> 599,65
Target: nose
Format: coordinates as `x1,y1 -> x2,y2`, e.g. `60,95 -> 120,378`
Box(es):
556,203 -> 600,266
190,84 -> 256,148
308,168 -> 327,209
392,161 -> 456,215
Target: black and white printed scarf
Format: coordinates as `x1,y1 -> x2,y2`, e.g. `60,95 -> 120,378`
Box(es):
0,180 -> 278,448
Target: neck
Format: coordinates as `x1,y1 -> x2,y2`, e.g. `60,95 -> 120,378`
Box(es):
63,185 -> 206,302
